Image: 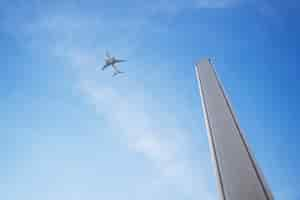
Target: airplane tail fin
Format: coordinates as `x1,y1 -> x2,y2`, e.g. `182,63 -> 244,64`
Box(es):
112,71 -> 124,77
105,51 -> 111,59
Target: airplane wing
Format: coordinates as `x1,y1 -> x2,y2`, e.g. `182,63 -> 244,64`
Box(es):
112,63 -> 120,72
115,59 -> 126,63
102,63 -> 110,70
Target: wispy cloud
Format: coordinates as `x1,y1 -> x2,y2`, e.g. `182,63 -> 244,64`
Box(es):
79,79 -> 184,172
78,78 -> 213,199
127,0 -> 243,16
195,0 -> 240,8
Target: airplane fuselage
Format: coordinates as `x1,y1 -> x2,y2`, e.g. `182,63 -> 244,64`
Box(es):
105,57 -> 123,66
102,56 -> 126,75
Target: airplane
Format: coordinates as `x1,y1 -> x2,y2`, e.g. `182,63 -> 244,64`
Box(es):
101,51 -> 126,76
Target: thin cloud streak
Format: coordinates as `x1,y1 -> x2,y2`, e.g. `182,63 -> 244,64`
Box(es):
78,79 -> 213,199
195,0 -> 240,8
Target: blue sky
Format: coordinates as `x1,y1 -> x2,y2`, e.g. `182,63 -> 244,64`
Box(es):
1,0 -> 300,199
